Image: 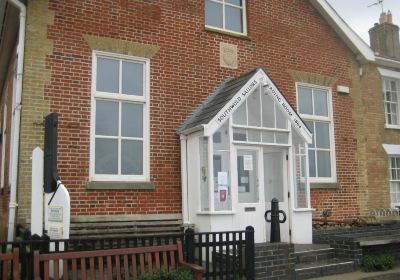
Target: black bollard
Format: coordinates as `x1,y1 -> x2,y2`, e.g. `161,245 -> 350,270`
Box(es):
264,198 -> 287,242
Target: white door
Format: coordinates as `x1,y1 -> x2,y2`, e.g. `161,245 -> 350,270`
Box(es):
236,147 -> 266,243
263,148 -> 290,242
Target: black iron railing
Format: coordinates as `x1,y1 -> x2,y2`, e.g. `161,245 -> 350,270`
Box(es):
0,226 -> 254,280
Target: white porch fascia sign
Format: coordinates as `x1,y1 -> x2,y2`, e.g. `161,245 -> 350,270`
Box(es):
204,69 -> 312,144
262,73 -> 313,144
204,71 -> 263,136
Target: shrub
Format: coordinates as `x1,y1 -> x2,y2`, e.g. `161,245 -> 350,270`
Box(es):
362,252 -> 395,272
138,267 -> 193,280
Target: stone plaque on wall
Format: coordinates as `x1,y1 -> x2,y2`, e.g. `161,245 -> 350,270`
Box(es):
220,42 -> 238,69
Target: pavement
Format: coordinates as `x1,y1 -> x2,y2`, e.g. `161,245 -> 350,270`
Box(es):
310,265 -> 400,280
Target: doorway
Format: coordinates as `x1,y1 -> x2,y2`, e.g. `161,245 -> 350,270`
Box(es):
263,148 -> 290,242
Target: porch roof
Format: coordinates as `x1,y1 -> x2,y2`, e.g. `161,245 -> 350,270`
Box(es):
178,67 -> 312,144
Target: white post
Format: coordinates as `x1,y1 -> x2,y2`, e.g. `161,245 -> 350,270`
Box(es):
31,147 -> 44,235
44,181 -> 70,240
44,180 -> 70,277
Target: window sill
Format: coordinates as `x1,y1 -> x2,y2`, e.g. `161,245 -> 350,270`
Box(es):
293,208 -> 315,212
204,27 -> 251,41
310,182 -> 340,189
385,124 -> 400,130
86,181 -> 155,190
197,211 -> 235,215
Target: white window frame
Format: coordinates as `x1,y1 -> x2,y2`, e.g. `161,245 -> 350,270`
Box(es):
205,0 -> 247,36
382,77 -> 400,129
383,144 -> 400,208
296,83 -> 337,183
90,51 -> 150,182
388,155 -> 400,208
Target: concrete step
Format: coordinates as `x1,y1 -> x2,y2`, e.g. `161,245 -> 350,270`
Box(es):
295,247 -> 335,264
295,259 -> 355,280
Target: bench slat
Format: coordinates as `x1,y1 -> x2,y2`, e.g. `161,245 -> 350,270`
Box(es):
63,259 -> 68,280
53,260 -> 59,280
140,253 -> 145,275
131,254 -> 137,280
98,256 -> 104,280
155,252 -> 160,269
81,258 -> 86,280
163,251 -> 168,269
2,262 -> 7,280
124,255 -> 129,279
70,220 -> 182,229
170,250 -> 175,271
44,261 -> 49,280
107,256 -> 112,280
72,259 -> 77,280
148,252 -> 153,273
115,255 -> 121,280
90,257 -> 95,279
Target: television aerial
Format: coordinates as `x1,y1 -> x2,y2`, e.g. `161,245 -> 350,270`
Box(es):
368,0 -> 385,12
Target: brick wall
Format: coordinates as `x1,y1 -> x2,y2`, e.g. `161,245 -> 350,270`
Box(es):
352,61 -> 400,215
254,243 -> 295,280
16,0 -> 361,221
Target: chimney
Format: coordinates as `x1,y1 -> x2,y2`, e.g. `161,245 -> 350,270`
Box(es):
369,10 -> 400,60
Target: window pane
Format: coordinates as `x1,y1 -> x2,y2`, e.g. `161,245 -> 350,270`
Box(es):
233,102 -> 247,125
121,103 -> 143,137
122,61 -> 143,96
276,105 -> 288,129
262,131 -> 274,143
314,89 -> 328,116
308,149 -> 316,177
386,91 -> 391,102
391,81 -> 397,91
96,100 -> 118,136
264,152 -> 284,202
305,121 -> 315,148
205,1 -> 223,28
385,79 -> 391,91
315,122 -> 330,149
392,92 -> 398,103
95,138 -> 118,174
248,90 -> 261,126
298,87 -> 313,115
199,137 -> 209,211
275,132 -> 288,144
317,151 -> 331,177
121,140 -> 143,175
225,6 -> 243,33
96,57 -> 119,93
238,150 -> 258,203
262,92 -> 275,128
248,130 -> 261,142
391,157 -> 396,169
226,0 -> 242,5
233,129 -> 247,141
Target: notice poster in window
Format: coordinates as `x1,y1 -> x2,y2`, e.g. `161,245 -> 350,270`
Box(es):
218,185 -> 228,202
243,155 -> 253,170
218,172 -> 228,185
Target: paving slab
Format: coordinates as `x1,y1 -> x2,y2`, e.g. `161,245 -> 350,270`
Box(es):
310,265 -> 400,280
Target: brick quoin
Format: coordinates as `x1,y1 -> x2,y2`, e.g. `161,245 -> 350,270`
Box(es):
43,0 -> 358,220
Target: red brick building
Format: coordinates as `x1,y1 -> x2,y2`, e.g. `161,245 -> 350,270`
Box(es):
0,0 -> 387,242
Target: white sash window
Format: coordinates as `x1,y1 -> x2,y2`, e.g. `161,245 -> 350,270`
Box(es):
90,52 -> 150,182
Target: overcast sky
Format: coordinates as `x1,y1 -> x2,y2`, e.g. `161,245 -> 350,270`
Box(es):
327,0 -> 400,45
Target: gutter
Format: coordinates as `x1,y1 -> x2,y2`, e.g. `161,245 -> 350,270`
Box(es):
7,0 -> 26,242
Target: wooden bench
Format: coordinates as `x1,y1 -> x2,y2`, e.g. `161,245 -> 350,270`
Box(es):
0,248 -> 19,280
33,241 -> 204,280
70,214 -> 184,239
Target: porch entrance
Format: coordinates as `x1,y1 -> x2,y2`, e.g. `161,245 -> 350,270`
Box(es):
236,146 -> 290,243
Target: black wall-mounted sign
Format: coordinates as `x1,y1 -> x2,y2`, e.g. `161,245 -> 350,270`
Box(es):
44,113 -> 59,193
